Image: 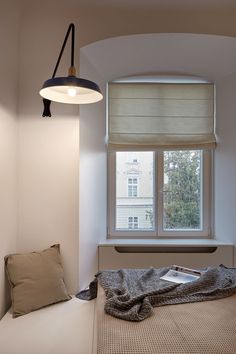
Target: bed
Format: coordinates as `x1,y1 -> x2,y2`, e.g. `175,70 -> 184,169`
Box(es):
1,241 -> 236,354
96,267 -> 236,354
0,297 -> 97,354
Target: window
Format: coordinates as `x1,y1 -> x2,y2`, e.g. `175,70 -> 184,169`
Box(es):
107,80 -> 215,238
163,150 -> 202,231
128,217 -> 139,229
127,177 -> 138,197
115,151 -> 154,231
109,149 -> 210,237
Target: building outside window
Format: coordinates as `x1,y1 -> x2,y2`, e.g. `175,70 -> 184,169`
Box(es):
116,152 -> 153,230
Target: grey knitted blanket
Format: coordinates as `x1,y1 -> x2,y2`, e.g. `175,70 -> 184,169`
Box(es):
96,265 -> 236,321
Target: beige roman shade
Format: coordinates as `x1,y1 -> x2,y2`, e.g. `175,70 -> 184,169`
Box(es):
108,82 -> 216,149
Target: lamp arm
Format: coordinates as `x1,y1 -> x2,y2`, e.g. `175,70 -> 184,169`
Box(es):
52,23 -> 75,79
42,23 -> 75,117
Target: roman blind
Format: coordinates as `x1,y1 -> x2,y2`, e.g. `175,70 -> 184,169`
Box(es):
108,82 -> 216,149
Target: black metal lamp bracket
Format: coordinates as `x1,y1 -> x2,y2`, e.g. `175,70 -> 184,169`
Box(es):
42,23 -> 75,117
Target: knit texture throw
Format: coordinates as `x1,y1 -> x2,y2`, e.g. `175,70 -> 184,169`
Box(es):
96,265 -> 236,321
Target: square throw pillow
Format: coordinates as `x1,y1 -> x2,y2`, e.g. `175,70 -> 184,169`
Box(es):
5,244 -> 71,317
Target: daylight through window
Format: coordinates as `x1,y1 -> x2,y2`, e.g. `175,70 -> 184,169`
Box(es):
107,80 -> 215,238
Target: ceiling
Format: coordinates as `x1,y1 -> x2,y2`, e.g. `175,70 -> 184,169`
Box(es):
26,0 -> 236,11
81,0 -> 236,9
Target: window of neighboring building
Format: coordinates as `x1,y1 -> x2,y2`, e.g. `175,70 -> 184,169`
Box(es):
128,216 -> 139,229
107,79 -> 215,238
127,177 -> 138,197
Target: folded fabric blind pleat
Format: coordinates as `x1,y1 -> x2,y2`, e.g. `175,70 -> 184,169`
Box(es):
108,82 -> 215,150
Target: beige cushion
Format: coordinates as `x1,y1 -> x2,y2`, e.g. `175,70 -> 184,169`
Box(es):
5,244 -> 71,317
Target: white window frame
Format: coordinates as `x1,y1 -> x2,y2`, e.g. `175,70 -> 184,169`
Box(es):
107,149 -> 212,239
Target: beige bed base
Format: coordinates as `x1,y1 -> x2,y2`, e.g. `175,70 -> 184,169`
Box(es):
96,285 -> 236,354
0,286 -> 235,354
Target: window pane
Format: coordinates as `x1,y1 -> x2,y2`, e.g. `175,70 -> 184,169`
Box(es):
128,216 -> 139,229
163,150 -> 202,230
127,177 -> 138,197
116,151 -> 154,230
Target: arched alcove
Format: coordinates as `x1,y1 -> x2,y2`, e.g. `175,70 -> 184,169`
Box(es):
81,33 -> 236,82
78,33 -> 236,289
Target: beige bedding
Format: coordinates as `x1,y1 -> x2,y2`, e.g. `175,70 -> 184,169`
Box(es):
97,286 -> 236,354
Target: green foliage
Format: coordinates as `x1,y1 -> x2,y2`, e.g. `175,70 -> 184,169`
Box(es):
145,209 -> 154,227
164,150 -> 201,230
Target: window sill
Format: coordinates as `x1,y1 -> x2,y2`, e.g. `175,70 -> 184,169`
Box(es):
99,238 -> 233,247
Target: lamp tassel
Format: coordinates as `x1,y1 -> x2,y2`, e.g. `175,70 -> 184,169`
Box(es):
42,98 -> 52,117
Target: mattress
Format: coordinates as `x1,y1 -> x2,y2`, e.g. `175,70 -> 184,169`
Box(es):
96,285 -> 236,354
0,297 -> 96,354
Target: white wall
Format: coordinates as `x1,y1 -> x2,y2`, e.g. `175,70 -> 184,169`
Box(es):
17,14 -> 81,294
79,52 -> 106,289
215,72 -> 236,265
0,1 -> 19,318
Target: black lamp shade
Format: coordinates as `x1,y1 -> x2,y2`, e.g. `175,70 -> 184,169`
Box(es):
40,76 -> 103,104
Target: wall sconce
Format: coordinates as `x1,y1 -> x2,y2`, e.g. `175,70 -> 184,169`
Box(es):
39,23 -> 103,117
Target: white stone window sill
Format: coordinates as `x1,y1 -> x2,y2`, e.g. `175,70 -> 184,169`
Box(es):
99,239 -> 233,247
